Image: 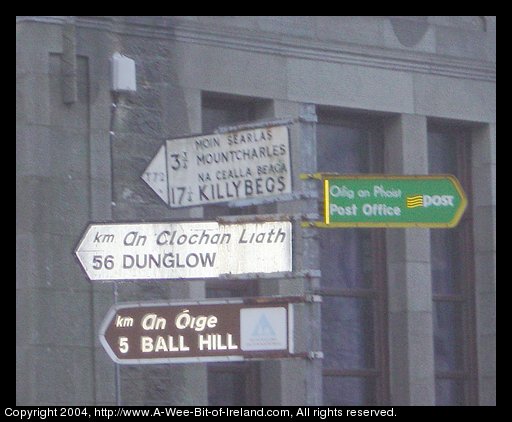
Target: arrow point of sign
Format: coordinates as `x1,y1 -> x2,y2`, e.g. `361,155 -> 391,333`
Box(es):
446,174 -> 468,228
74,224 -> 90,276
98,304 -> 124,363
141,145 -> 169,204
74,224 -> 102,281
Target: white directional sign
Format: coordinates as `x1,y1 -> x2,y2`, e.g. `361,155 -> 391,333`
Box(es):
142,124 -> 292,208
75,221 -> 292,281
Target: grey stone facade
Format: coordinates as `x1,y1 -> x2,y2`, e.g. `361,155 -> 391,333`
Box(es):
16,16 -> 495,405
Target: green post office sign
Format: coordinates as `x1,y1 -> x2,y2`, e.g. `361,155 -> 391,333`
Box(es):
318,174 -> 467,228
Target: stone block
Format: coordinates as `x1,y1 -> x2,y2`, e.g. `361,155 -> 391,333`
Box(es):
17,72 -> 51,126
315,16 -> 385,48
387,262 -> 407,313
16,176 -> 90,236
287,58 -> 414,114
406,264 -> 433,312
472,206 -> 496,252
32,290 -> 92,347
388,311 -> 410,404
476,291 -> 496,336
178,42 -> 287,100
16,20 -> 60,74
16,344 -> 29,404
47,127 -> 90,178
198,16 -> 258,32
16,233 -> 37,289
477,334 -> 496,376
115,105 -> 162,137
17,125 -> 53,178
93,348 -> 116,404
257,16 -> 315,39
413,74 -> 496,123
279,360 -> 307,405
29,346 -> 94,404
435,26 -> 489,61
28,232 -> 90,290
405,229 -> 431,263
474,252 -> 496,294
471,164 -> 496,207
259,361 -> 283,405
409,381 -> 435,406
17,289 -> 35,345
478,376 -> 496,405
472,123 -> 496,166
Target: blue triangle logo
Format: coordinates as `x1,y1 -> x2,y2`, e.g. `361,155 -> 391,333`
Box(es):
252,314 -> 276,337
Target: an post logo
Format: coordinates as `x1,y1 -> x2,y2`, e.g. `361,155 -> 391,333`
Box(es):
406,195 -> 423,208
406,194 -> 454,208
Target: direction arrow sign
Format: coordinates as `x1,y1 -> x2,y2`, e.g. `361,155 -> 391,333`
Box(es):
99,298 -> 299,364
75,220 -> 292,281
313,174 -> 467,228
141,124 -> 292,208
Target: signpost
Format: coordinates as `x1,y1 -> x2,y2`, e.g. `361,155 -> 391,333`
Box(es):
99,297 -> 301,364
142,124 -> 292,208
75,220 -> 292,281
302,174 -> 467,228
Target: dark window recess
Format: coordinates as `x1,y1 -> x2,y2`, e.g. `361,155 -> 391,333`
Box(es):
428,125 -> 478,406
202,93 -> 272,134
317,112 -> 389,405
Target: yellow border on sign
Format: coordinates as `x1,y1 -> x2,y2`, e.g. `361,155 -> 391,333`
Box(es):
307,173 -> 468,229
324,179 -> 330,225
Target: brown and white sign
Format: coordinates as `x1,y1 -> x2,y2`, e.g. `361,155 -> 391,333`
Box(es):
99,298 -> 297,364
141,124 -> 291,208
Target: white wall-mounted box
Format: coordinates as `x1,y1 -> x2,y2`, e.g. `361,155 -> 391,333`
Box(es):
111,52 -> 137,92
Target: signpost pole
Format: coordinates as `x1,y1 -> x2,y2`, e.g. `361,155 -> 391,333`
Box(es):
113,282 -> 121,406
297,104 -> 323,405
109,91 -> 122,406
